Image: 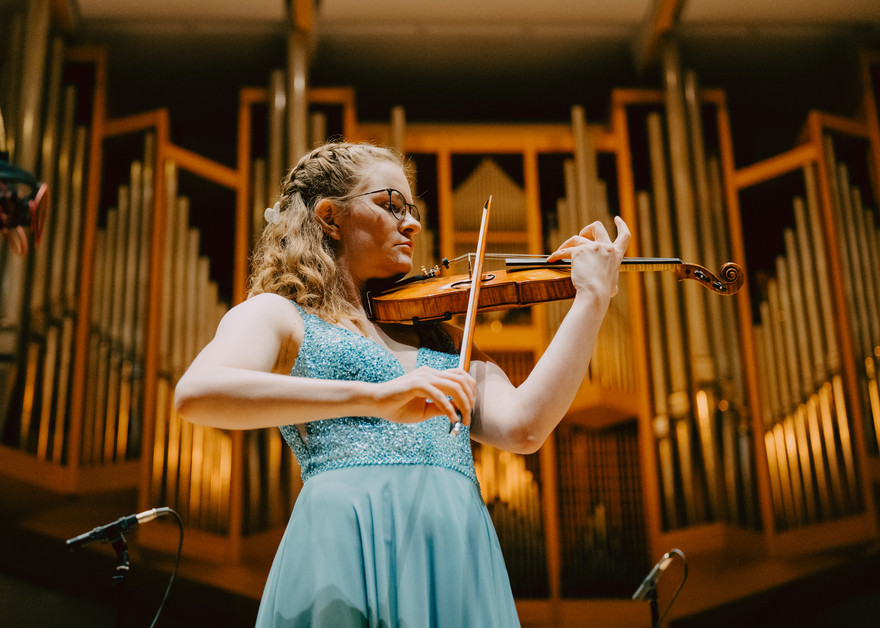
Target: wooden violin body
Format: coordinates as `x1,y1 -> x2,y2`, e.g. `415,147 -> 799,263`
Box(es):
367,258 -> 744,325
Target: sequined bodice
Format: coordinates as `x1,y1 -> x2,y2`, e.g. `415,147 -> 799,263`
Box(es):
279,305 -> 477,485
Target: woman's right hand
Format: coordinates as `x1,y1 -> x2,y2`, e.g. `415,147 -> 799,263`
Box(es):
372,366 -> 476,428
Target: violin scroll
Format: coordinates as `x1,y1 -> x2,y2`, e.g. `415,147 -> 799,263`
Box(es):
676,261 -> 744,295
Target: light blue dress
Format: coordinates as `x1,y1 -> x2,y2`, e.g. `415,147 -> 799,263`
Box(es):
255,305 -> 520,627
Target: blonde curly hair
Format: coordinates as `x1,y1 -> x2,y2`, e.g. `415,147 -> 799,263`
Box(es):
248,141 -> 409,324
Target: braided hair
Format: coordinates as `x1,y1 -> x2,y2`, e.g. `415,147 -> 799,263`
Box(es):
248,141 -> 409,324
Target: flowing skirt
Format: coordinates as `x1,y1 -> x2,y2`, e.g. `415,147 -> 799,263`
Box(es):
256,465 -> 519,627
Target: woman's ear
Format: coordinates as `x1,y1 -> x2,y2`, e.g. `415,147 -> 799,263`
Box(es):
314,199 -> 340,240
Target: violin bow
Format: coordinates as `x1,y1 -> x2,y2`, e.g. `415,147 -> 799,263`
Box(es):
505,256 -> 745,295
450,196 -> 492,435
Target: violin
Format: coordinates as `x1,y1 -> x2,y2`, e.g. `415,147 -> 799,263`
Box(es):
367,254 -> 744,325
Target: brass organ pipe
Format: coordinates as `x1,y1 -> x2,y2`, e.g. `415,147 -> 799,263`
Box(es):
822,137 -> 860,357
177,228 -> 201,517
189,258 -> 210,525
268,69 -> 285,203
831,376 -> 856,512
773,266 -> 808,524
64,128 -> 87,307
767,275 -> 794,417
819,380 -> 846,513
31,36 -> 65,315
119,162 -> 142,358
52,126 -> 87,464
846,186 -> 878,465
159,162 -> 178,371
755,322 -> 784,522
794,402 -> 818,523
165,196 -> 191,507
828,155 -> 862,509
115,162 -> 144,461
14,0 -> 50,170
309,111 -> 327,149
803,165 -> 841,373
782,413 -> 805,524
793,198 -> 827,388
137,134 -> 156,363
775,258 -> 803,416
103,184 -> 131,463
763,430 -> 783,527
867,210 -> 880,345
638,191 -> 677,528
764,286 -> 796,526
561,161 -> 579,246
129,136 -> 156,458
245,431 -> 261,532
92,210 -> 118,463
647,110 -> 696,524
35,326 -> 58,460
806,393 -> 832,518
661,40 -> 715,386
646,113 -> 688,396
252,158 -> 267,250
185,230 -> 201,369
152,161 -> 179,504
286,26 -> 309,167
0,11 -> 24,154
571,105 -> 598,225
47,87 -> 77,318
772,422 -> 795,527
710,156 -> 754,525
684,72 -> 724,369
791,194 -> 833,517
837,167 -> 871,361
783,228 -> 820,522
783,229 -> 814,399
853,197 -> 880,349
19,344 -> 39,450
862,208 -> 880,453
390,105 -> 405,152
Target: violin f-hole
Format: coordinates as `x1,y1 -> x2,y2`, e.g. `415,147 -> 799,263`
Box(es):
449,273 -> 496,290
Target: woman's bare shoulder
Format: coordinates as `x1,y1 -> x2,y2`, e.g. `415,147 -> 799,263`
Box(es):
220,293 -> 303,336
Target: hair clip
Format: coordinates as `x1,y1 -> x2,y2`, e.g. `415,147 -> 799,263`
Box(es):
264,201 -> 281,224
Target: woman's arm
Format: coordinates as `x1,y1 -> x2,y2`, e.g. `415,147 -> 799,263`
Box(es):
468,217 -> 630,453
174,292 -> 475,430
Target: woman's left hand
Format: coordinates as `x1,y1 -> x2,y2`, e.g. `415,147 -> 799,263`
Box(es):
545,216 -> 630,302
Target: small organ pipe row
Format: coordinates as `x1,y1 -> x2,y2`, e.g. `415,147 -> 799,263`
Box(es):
751,146 -> 876,530
149,161 -> 232,533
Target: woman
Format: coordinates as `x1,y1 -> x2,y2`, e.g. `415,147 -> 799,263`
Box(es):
175,141 -> 630,626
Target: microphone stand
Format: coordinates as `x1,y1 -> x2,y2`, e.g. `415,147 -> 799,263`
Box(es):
646,579 -> 659,628
109,532 -> 131,628
632,548 -> 687,628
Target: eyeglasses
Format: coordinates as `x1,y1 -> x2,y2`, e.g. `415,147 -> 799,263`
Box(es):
342,188 -> 420,222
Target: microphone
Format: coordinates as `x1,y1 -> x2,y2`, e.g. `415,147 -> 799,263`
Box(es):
66,507 -> 172,550
632,550 -> 675,600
